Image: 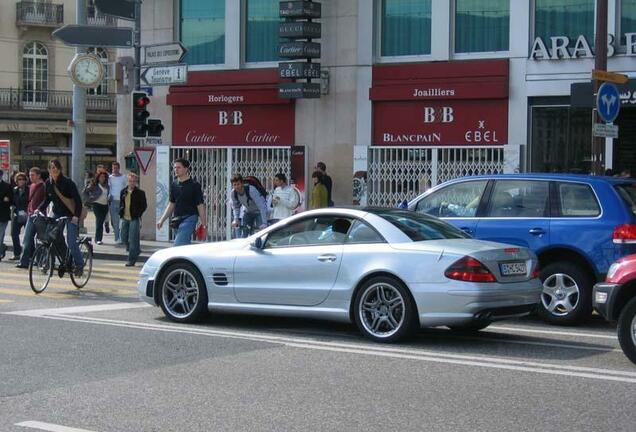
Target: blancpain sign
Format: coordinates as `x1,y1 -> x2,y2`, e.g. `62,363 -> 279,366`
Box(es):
530,33 -> 636,60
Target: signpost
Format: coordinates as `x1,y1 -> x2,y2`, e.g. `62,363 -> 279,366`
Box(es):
597,82 -> 621,123
279,61 -> 321,79
593,123 -> 619,138
143,42 -> 187,65
279,83 -> 321,98
592,69 -> 629,84
279,22 -> 321,39
52,25 -> 133,48
94,0 -> 135,20
134,147 -> 156,174
280,1 -> 321,18
140,64 -> 188,86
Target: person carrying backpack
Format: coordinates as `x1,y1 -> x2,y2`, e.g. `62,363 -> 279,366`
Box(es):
230,173 -> 269,238
271,173 -> 300,224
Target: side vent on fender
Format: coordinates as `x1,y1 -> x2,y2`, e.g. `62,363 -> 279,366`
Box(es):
213,273 -> 229,286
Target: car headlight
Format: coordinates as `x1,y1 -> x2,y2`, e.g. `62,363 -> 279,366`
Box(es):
607,262 -> 620,280
595,291 -> 608,304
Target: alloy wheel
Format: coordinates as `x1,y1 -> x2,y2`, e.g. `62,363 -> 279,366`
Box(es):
161,268 -> 200,319
359,282 -> 405,339
541,273 -> 580,316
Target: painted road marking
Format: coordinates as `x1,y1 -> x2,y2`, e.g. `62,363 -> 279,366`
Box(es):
5,302 -> 150,316
488,325 -> 617,340
15,420 -> 98,432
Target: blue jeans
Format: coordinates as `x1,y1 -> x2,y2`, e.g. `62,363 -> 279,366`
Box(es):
174,214 -> 197,246
0,221 -> 7,258
121,218 -> 140,263
19,216 -> 36,267
65,221 -> 84,269
109,200 -> 121,242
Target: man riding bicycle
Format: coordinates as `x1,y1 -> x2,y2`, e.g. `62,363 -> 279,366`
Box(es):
37,159 -> 84,276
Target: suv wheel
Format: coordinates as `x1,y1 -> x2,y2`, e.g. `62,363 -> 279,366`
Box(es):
538,261 -> 593,325
617,296 -> 636,365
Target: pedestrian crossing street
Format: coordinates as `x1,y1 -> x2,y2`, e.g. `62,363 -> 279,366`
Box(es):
0,260 -> 141,302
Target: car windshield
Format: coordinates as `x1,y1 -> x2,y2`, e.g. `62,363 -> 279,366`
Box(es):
370,209 -> 469,241
615,183 -> 636,217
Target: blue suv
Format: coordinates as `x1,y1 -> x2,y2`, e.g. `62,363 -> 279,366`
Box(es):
409,174 -> 636,324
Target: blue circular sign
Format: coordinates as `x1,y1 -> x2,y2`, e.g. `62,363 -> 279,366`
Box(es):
597,82 -> 621,123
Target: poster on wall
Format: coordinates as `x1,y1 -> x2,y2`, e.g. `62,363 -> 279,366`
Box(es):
290,146 -> 306,212
155,146 -> 170,242
0,141 -> 9,181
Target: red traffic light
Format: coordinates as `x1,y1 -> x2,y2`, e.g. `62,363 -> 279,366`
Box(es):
135,95 -> 150,108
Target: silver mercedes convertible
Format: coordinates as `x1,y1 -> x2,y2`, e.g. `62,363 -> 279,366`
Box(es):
138,208 -> 542,342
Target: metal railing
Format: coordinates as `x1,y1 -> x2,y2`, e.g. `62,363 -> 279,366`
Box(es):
87,6 -> 116,26
0,88 -> 116,114
16,1 -> 64,27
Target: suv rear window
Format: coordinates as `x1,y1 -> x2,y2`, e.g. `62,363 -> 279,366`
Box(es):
372,209 -> 469,242
615,183 -> 636,217
558,183 -> 600,217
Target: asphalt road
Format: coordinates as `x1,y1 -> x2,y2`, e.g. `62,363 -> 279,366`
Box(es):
0,258 -> 634,432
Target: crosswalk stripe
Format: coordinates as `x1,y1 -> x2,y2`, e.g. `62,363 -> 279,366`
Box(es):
0,299 -> 13,303
0,273 -> 138,290
0,286 -> 137,299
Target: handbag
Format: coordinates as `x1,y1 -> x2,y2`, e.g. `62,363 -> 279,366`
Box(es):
195,224 -> 207,241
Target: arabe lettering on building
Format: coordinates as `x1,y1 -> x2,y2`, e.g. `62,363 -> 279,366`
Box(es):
530,33 -> 636,60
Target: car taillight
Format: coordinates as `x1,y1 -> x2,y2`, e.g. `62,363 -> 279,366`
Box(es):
612,224 -> 636,244
445,256 -> 496,283
531,264 -> 540,279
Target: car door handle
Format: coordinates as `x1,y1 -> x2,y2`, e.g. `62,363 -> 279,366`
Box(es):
529,228 -> 546,235
460,227 -> 473,235
317,254 -> 337,262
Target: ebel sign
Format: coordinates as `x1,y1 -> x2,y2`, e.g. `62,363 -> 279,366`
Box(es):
279,61 -> 321,79
530,33 -> 636,60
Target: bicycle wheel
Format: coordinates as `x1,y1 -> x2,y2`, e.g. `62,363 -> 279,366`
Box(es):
29,245 -> 53,294
70,241 -> 93,289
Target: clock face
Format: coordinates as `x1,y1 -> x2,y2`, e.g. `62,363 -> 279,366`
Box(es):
70,55 -> 103,87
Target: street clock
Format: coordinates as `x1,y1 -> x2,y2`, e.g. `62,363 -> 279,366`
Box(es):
68,53 -> 104,88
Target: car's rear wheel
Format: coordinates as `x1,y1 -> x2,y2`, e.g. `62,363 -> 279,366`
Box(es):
538,261 -> 593,325
617,296 -> 636,365
158,262 -> 208,323
354,276 -> 417,343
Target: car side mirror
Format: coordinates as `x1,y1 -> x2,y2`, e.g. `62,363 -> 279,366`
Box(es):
251,237 -> 264,249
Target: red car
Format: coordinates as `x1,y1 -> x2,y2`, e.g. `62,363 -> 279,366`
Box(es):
593,254 -> 636,364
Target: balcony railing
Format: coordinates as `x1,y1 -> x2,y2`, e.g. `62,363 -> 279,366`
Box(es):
0,88 -> 116,114
16,1 -> 64,27
87,6 -> 117,26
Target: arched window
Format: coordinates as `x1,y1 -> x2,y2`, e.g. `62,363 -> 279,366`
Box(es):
22,41 -> 48,106
87,47 -> 109,95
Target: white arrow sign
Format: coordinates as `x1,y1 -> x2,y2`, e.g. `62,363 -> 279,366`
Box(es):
143,42 -> 187,65
140,64 -> 187,86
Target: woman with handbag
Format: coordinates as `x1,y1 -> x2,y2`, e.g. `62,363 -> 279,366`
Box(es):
10,172 -> 28,260
85,171 -> 110,245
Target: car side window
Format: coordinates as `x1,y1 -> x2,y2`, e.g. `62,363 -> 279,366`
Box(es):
486,180 -> 549,218
264,217 -> 353,248
414,180 -> 487,218
558,183 -> 600,217
346,220 -> 385,244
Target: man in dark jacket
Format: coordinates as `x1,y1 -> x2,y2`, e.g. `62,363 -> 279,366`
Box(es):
0,169 -> 13,261
119,173 -> 147,266
16,167 -> 46,269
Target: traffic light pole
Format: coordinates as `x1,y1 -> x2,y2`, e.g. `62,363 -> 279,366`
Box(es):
71,0 -> 87,192
591,0 -> 608,175
133,0 -> 142,151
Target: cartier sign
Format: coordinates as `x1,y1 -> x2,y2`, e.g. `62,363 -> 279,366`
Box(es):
530,33 -> 636,60
279,42 -> 321,59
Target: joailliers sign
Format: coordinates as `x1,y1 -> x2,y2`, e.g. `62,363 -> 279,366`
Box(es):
371,60 -> 509,146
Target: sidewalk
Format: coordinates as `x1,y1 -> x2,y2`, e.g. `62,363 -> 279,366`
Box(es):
2,211 -> 171,263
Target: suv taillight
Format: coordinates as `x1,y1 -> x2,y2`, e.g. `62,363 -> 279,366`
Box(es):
531,264 -> 540,279
612,224 -> 636,244
445,256 -> 496,283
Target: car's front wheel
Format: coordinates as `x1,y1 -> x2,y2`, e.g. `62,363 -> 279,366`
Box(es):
158,262 -> 208,323
617,296 -> 636,365
353,276 -> 417,343
538,261 -> 593,325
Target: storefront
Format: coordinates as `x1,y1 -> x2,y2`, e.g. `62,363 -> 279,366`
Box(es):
163,69 -> 299,241
365,60 -> 509,206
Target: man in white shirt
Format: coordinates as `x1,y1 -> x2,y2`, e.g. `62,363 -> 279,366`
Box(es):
271,173 -> 299,223
108,162 -> 127,244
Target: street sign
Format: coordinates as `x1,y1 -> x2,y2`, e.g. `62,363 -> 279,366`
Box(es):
134,147 -> 155,174
279,22 -> 321,39
53,25 -> 133,48
593,123 -> 619,138
279,1 -> 321,18
597,82 -> 621,123
279,61 -> 321,79
279,42 -> 321,59
279,82 -> 321,99
592,69 -> 629,84
140,64 -> 187,86
95,0 -> 135,20
143,42 -> 187,65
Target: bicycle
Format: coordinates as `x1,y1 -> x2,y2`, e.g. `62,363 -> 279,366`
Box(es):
29,214 -> 93,294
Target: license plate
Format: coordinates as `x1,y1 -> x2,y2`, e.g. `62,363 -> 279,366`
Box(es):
500,262 -> 527,276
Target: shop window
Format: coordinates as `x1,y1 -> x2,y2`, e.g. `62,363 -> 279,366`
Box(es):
381,0 -> 432,56
87,47 -> 109,95
22,41 -> 48,106
246,0 -> 279,63
455,0 -> 509,53
530,106 -> 592,174
621,0 -> 636,43
534,0 -> 594,48
180,0 -> 225,65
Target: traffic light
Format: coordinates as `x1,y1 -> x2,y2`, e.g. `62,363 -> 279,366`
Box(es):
147,119 -> 164,137
132,91 -> 150,138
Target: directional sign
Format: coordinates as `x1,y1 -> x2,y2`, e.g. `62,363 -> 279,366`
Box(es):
593,123 -> 619,138
134,147 -> 155,174
140,64 -> 187,86
143,42 -> 187,65
279,61 -> 321,79
53,25 -> 133,48
95,0 -> 135,20
279,1 -> 321,19
597,82 -> 621,123
279,82 -> 321,99
592,69 -> 629,84
279,22 -> 321,39
279,42 -> 321,59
